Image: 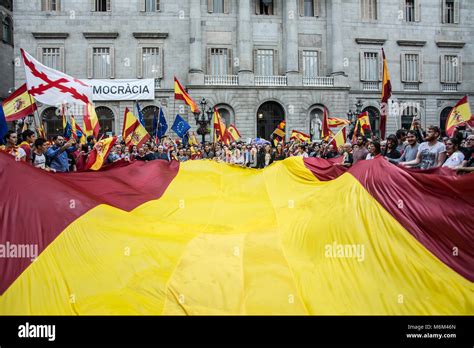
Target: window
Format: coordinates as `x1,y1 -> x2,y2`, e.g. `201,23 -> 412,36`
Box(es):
208,0 -> 229,13
2,16 -> 12,45
145,0 -> 160,11
93,0 -> 111,12
405,0 -> 415,21
360,52 -> 379,81
302,51 -> 319,77
41,0 -> 60,11
142,47 -> 161,77
92,47 -> 112,78
442,0 -> 459,24
208,48 -> 230,76
401,53 -> 421,82
41,47 -> 62,71
256,49 -> 274,76
256,0 -> 274,15
361,0 -> 377,21
441,55 -> 462,84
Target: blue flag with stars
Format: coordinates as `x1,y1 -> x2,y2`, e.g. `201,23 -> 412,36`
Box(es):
171,114 -> 191,139
0,106 -> 8,145
136,101 -> 145,126
158,107 -> 168,138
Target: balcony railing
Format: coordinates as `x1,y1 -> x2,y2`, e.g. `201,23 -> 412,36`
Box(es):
255,75 -> 288,86
362,81 -> 380,91
403,82 -> 419,91
442,83 -> 458,92
204,75 -> 239,86
303,76 -> 334,87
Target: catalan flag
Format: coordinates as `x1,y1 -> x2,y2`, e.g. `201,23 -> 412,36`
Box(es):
0,153 -> 472,315
445,96 -> 473,137
1,84 -> 37,122
85,136 -> 117,171
83,103 -> 100,139
174,76 -> 200,113
122,107 -> 150,147
290,130 -> 311,143
380,48 -> 392,140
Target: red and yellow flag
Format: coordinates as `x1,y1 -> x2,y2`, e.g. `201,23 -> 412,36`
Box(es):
85,136 -> 117,171
380,48 -> 392,140
446,96 -> 473,137
83,103 -> 100,139
174,76 -> 200,113
213,108 -> 228,144
321,107 -> 331,139
358,111 -> 372,133
290,130 -> 311,143
122,107 -> 150,148
328,117 -> 350,128
2,84 -> 37,121
226,124 -> 241,142
330,127 -> 347,149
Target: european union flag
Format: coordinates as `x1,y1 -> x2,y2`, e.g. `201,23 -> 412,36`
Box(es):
152,108 -> 159,142
171,114 -> 191,139
136,102 -> 145,126
0,106 -> 8,145
63,120 -> 72,139
158,107 -> 168,138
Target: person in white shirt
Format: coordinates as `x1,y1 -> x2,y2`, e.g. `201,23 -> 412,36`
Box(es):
442,138 -> 465,168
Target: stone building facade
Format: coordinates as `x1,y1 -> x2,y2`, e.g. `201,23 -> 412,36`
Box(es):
13,0 -> 474,140
0,0 -> 14,102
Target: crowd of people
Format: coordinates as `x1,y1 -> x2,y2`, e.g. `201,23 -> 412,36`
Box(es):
1,123 -> 473,174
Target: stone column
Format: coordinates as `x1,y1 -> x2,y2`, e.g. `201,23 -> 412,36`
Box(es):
330,0 -> 344,73
188,0 -> 204,85
237,0 -> 253,85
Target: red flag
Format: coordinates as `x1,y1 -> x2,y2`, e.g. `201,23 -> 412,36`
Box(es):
321,107 -> 330,139
380,48 -> 392,140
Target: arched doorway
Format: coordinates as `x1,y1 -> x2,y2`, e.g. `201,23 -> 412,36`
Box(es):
362,106 -> 380,137
215,105 -> 234,128
95,106 -> 115,137
401,105 -> 419,131
141,105 -> 160,134
41,107 -> 61,138
440,107 -> 453,137
256,101 -> 285,140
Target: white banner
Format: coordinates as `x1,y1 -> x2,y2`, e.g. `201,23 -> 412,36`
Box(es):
81,79 -> 155,101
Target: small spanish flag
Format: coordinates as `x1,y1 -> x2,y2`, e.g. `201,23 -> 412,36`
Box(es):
122,107 -> 150,148
330,127 -> 347,149
328,117 -> 350,128
358,111 -> 372,133
226,124 -> 241,142
85,136 -> 117,171
174,76 -> 200,113
380,48 -> 392,140
213,108 -> 228,143
446,96 -> 473,137
83,103 -> 100,139
2,84 -> 37,121
290,130 -> 311,143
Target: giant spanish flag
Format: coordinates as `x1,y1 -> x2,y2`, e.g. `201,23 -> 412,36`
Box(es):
0,153 -> 472,315
174,77 -> 199,113
445,96 -> 473,137
1,84 -> 37,121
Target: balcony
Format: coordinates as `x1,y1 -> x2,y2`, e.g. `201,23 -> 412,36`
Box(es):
403,82 -> 419,91
255,75 -> 288,86
303,76 -> 334,87
362,81 -> 380,91
442,83 -> 458,92
204,75 -> 239,86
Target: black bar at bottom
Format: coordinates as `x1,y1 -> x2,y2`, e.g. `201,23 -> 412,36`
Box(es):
0,316 -> 472,346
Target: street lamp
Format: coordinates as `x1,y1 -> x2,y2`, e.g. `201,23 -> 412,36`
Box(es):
347,100 -> 364,139
193,97 -> 214,143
